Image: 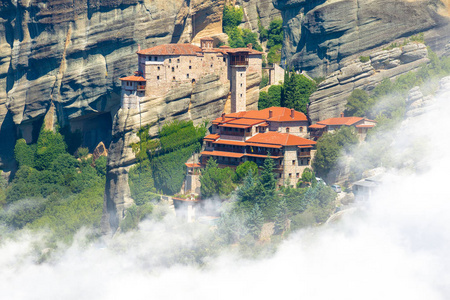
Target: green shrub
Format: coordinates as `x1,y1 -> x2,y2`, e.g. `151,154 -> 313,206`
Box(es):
2,198 -> 46,229
35,127 -> 67,171
14,139 -> 36,168
94,156 -> 107,176
260,73 -> 269,89
76,147 -> 89,159
359,56 -> 370,63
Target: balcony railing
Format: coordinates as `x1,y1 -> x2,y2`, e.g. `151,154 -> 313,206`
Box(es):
298,151 -> 311,157
137,85 -> 146,91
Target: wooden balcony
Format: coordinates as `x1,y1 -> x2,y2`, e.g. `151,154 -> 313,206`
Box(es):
137,85 -> 146,91
298,151 -> 311,157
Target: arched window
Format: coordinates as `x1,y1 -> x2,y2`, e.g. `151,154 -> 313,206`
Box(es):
172,67 -> 174,72
286,127 -> 290,133
300,127 -> 303,132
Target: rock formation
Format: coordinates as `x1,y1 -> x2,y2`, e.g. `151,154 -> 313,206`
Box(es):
236,0 -> 281,31
273,0 -> 450,77
0,0 -> 226,170
308,42 -> 430,122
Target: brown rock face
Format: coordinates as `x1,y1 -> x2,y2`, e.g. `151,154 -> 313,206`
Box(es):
0,0 -> 226,170
274,0 -> 450,77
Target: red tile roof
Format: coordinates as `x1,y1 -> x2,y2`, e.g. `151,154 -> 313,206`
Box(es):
315,117 -> 364,126
214,107 -> 308,125
246,132 -> 316,147
137,44 -> 202,56
185,163 -> 202,168
204,134 -> 220,141
245,153 -> 282,159
201,151 -> 244,158
309,124 -> 326,129
119,75 -> 146,82
356,124 -> 375,128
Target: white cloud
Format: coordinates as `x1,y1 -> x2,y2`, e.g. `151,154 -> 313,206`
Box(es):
1,78 -> 450,300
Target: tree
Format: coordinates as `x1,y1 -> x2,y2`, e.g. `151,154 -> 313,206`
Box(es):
14,139 -> 36,168
345,89 -> 372,117
257,155 -> 278,219
223,5 -> 243,30
246,204 -> 264,239
274,198 -> 289,234
267,19 -> 283,48
298,168 -> 317,187
233,161 -> 258,183
282,73 -> 317,114
35,126 -> 67,170
258,85 -> 282,110
312,127 -> 358,178
200,158 -> 235,199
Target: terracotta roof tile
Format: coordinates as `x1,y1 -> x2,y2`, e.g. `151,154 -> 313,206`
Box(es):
119,75 -> 146,82
316,117 -> 364,126
137,44 -> 202,56
201,151 -> 244,158
246,132 -> 316,147
204,134 -> 220,141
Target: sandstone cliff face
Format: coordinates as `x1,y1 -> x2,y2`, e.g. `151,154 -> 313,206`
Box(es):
274,0 -> 450,77
308,42 -> 430,122
0,0 -> 226,170
236,0 -> 281,30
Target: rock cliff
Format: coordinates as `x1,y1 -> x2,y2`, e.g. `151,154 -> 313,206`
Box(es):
308,42 -> 430,122
0,0 -> 226,170
273,0 -> 450,77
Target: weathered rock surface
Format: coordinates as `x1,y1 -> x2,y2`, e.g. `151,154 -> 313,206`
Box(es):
308,42 -> 430,122
236,0 -> 281,31
0,0 -> 226,170
273,0 -> 450,77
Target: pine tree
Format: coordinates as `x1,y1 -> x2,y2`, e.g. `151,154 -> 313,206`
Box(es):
247,203 -> 264,239
274,198 -> 289,234
258,155 -> 278,219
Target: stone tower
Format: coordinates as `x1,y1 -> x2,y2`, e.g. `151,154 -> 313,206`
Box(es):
228,50 -> 250,113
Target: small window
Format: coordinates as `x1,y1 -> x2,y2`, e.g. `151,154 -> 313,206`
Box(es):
296,173 -> 299,178
223,57 -> 226,62
157,66 -> 160,71
240,83 -> 242,87
157,76 -> 160,80
187,74 -> 189,79
173,76 -> 176,81
172,67 -> 174,72
211,64 -> 213,68
240,73 -> 243,77
289,173 -> 292,178
286,127 -> 290,133
292,160 -> 295,165
300,127 -> 303,132
169,59 -> 172,63
240,94 -> 243,97
177,58 -> 180,63
189,60 -> 191,63
189,66 -> 192,69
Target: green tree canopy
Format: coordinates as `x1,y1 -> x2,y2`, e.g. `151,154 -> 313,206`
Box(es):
345,89 -> 373,117
200,158 -> 235,199
233,161 -> 258,183
35,127 -> 67,171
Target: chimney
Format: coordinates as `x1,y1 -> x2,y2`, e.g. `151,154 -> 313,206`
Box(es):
291,108 -> 295,118
138,44 -> 141,52
221,113 -> 225,122
269,110 -> 273,118
340,112 -> 344,118
247,43 -> 252,49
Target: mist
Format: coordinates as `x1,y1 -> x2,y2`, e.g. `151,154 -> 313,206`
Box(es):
1,78 -> 450,299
